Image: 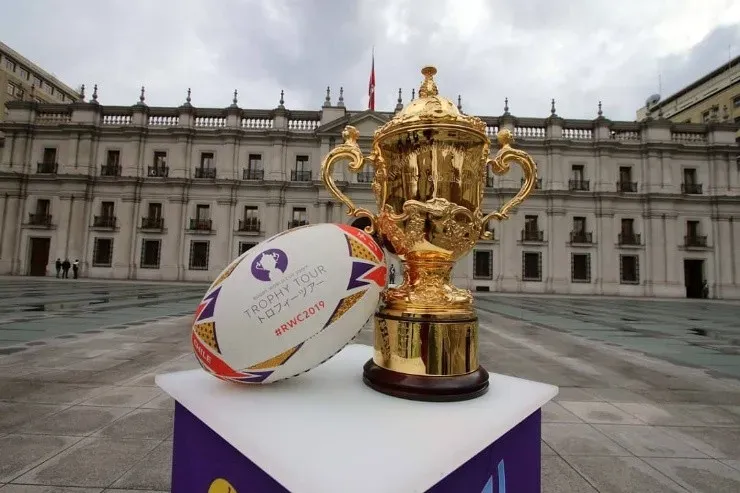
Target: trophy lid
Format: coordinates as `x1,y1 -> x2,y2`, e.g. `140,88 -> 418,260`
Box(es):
374,66 -> 488,142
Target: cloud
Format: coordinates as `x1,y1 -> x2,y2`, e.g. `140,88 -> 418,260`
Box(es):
3,0 -> 739,120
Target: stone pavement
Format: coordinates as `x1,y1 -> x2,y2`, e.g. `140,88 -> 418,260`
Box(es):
0,284 -> 739,491
0,277 -> 206,350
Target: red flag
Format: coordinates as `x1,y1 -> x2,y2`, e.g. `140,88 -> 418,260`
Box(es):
368,49 -> 375,111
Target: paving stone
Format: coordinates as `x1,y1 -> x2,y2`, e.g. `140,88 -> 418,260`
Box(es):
644,458 -> 740,493
658,426 -> 740,459
541,440 -> 557,456
12,437 -> 159,488
541,455 -> 598,493
95,409 -> 173,441
582,387 -> 655,403
594,424 -> 709,458
0,486 -> 102,492
18,406 -> 132,437
553,387 -> 600,402
0,403 -> 65,434
139,393 -> 175,411
542,423 -> 631,457
0,434 -> 82,482
2,383 -> 107,406
562,455 -> 689,492
80,387 -> 161,408
611,402 -> 704,427
109,441 -> 172,491
542,402 -> 584,423
559,401 -> 643,425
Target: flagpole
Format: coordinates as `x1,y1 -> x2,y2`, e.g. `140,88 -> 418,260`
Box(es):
368,47 -> 376,111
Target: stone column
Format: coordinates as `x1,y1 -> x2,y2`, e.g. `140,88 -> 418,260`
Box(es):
11,186 -> 29,275
664,214 -> 680,290
126,184 -> 143,279
55,195 -> 73,259
546,201 -> 568,293
595,210 -> 615,293
266,201 -> 281,238
175,186 -> 190,280
79,183 -> 95,276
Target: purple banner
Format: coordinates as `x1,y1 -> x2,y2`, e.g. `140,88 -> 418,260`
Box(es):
171,403 -> 541,493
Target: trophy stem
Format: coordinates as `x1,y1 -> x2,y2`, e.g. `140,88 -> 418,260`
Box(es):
364,253 -> 489,402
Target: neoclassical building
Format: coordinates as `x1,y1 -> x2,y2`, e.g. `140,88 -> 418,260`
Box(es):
0,87 -> 738,299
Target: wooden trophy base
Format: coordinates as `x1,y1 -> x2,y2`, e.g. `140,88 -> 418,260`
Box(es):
362,359 -> 490,402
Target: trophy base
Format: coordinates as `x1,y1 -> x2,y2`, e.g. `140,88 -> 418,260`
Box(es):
364,309 -> 489,402
363,359 -> 489,402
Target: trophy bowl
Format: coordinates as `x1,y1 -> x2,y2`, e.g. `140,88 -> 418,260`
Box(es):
321,66 -> 538,401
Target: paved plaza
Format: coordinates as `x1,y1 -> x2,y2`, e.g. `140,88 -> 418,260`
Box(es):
0,280 -> 739,492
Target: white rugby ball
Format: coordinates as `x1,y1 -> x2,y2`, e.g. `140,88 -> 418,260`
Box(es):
191,223 -> 387,384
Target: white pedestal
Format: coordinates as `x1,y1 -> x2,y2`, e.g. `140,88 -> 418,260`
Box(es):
157,344 -> 558,493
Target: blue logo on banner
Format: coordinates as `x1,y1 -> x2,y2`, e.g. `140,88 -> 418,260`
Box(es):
480,459 -> 506,493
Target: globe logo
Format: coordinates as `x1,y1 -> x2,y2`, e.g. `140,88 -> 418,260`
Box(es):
251,249 -> 288,282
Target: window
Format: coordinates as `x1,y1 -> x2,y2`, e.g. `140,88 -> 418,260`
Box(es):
702,110 -> 711,122
524,215 -> 538,232
292,207 -> 307,225
686,220 -> 700,237
239,242 -> 257,255
522,252 -> 542,281
240,206 -> 259,231
140,239 -> 161,269
248,154 -> 262,171
244,206 -> 258,220
200,152 -> 214,169
101,201 -> 115,217
571,165 -> 584,181
473,250 -> 493,280
106,150 -> 120,167
18,68 -> 28,80
4,58 -> 16,71
621,218 -> 634,235
571,254 -> 591,282
292,155 -> 311,181
733,96 -> 740,109
196,204 -> 210,220
36,199 -> 50,215
148,202 -> 162,218
573,217 -> 586,233
6,82 -> 15,96
295,155 -> 309,172
683,168 -> 697,184
153,151 -> 167,168
92,238 -> 113,267
189,241 -> 210,270
619,166 -> 632,182
42,148 -> 57,164
33,76 -> 42,87
619,255 -> 639,284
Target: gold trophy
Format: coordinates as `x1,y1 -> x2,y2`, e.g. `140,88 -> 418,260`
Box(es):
321,66 -> 538,401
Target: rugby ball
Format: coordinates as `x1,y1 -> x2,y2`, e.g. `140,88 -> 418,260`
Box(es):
191,223 -> 387,384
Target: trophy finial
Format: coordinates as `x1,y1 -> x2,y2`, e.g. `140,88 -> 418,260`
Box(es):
418,66 -> 439,98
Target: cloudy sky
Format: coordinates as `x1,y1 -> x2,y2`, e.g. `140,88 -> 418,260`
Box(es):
4,0 -> 740,121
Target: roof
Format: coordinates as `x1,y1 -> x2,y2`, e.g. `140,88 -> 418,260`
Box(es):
0,40 -> 80,98
651,54 -> 740,110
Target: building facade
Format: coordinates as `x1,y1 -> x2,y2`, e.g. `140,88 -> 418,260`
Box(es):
636,55 -> 740,142
1,41 -> 81,122
1,91 -> 739,298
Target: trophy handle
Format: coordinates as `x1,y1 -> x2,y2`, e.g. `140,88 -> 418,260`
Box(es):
480,129 -> 538,235
320,125 -> 378,234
